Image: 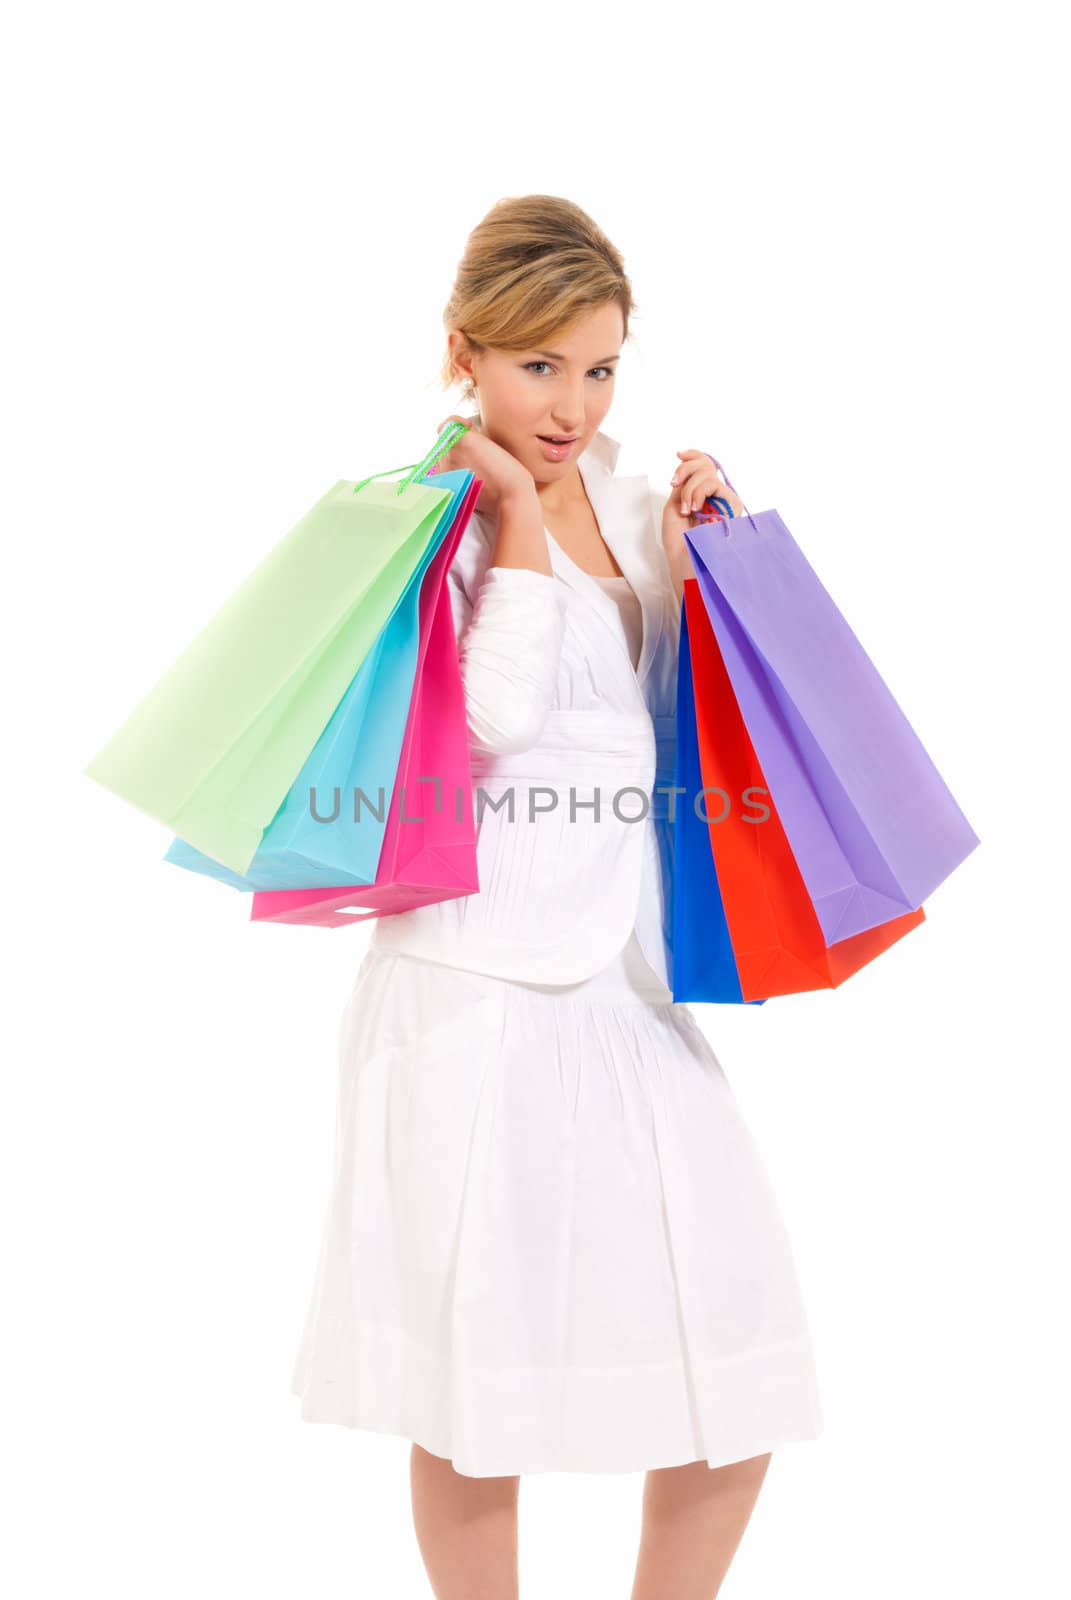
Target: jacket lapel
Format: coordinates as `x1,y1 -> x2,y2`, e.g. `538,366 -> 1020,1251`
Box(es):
543,429 -> 665,687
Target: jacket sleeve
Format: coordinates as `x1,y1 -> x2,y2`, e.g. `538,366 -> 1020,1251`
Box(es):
446,512 -> 568,756
649,482 -> 682,663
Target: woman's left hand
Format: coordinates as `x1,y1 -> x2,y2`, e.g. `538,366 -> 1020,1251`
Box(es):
661,450 -> 746,598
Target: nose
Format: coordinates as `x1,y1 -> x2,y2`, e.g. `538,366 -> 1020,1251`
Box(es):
546,379 -> 587,436
548,408 -> 583,435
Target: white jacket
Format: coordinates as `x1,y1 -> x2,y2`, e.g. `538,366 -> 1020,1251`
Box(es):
370,428 -> 682,985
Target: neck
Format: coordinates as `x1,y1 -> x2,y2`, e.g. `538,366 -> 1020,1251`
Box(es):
535,466 -> 586,518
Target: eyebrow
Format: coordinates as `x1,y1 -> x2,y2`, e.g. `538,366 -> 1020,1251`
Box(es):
530,350 -> 621,364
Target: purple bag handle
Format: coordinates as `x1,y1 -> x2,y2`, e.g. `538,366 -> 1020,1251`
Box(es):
700,452 -> 755,538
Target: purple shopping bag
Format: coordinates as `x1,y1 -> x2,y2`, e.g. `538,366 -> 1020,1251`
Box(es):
683,463 -> 980,945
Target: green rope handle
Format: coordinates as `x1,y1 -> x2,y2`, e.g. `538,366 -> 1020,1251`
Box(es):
352,419 -> 470,495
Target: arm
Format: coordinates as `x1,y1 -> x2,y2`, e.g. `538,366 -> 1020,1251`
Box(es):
649,484 -> 688,626
667,541 -> 691,607
447,488 -> 566,757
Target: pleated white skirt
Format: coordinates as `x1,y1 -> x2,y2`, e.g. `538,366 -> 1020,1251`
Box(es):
289,930 -> 824,1477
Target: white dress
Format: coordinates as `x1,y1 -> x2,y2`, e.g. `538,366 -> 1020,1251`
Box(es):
289,565 -> 825,1477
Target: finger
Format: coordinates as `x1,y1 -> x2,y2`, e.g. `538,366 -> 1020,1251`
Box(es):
704,455 -> 740,503
694,474 -> 739,514
677,467 -> 717,514
671,449 -> 704,482
686,451 -> 734,498
671,451 -> 710,489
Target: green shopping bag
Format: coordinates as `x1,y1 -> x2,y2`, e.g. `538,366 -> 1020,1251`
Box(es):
84,423 -> 467,875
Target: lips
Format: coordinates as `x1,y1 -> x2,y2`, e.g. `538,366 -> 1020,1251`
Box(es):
538,435 -> 579,443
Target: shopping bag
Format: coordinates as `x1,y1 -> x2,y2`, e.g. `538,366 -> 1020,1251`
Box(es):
671,588 -> 764,1005
248,472 -> 479,926
684,461 -> 979,945
83,422 -> 469,875
162,467 -> 478,891
685,579 -> 925,998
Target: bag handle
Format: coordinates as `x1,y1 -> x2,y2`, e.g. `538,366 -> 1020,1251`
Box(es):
698,451 -> 755,533
352,419 -> 471,496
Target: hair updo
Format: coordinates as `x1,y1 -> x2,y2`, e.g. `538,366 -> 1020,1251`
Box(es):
440,194 -> 637,404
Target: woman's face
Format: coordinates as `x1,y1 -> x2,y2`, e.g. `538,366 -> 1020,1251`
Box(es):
451,302 -> 624,486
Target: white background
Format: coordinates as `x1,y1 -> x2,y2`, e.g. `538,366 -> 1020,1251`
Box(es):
6,0 -> 1068,1594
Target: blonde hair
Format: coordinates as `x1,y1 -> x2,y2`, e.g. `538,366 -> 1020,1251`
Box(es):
440,194 -> 637,403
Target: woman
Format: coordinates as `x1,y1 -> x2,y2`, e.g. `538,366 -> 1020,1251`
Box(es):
291,195 -> 823,1599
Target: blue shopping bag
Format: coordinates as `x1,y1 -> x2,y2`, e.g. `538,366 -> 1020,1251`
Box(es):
671,594 -> 765,1005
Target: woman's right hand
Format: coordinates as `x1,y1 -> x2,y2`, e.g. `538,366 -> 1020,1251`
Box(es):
430,413 -> 537,520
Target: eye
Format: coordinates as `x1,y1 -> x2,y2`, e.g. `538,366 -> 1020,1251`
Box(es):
523,362 -> 615,381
